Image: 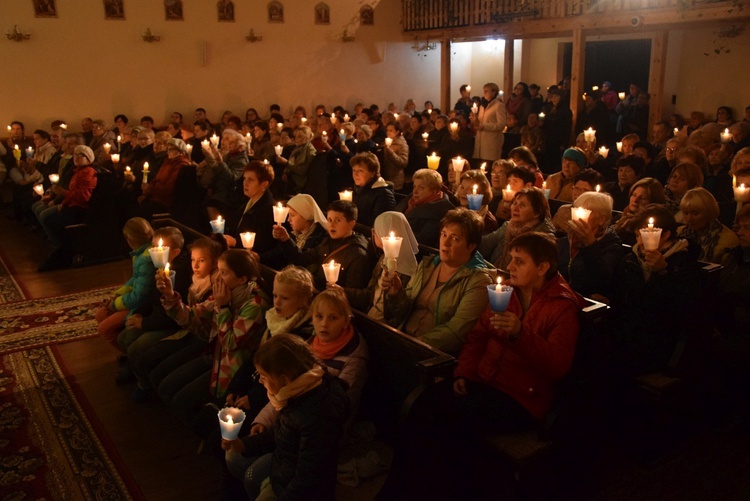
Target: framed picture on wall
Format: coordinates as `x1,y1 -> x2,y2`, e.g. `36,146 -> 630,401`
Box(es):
218,0 -> 235,22
268,1 -> 284,23
360,5 -> 374,26
33,0 -> 57,18
104,0 -> 125,20
314,3 -> 330,25
165,0 -> 183,21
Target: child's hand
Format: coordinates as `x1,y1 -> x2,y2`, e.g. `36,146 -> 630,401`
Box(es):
272,225 -> 290,242
156,271 -> 174,299
213,277 -> 231,306
221,438 -> 245,453
234,395 -> 250,410
250,423 -> 266,435
125,314 -> 143,329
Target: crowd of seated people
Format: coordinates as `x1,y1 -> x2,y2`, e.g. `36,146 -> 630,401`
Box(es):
3,90 -> 750,499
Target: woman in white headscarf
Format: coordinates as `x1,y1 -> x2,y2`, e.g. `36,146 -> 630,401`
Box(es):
263,194 -> 329,269
333,211 -> 419,321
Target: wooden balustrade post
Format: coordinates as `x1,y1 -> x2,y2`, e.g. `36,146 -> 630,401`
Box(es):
570,28 -> 586,144
648,31 -> 669,139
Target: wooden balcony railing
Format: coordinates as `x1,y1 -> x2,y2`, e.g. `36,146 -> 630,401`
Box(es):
403,0 -> 734,32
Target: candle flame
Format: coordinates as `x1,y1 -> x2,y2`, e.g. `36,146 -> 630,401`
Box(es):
226,415 -> 234,425
389,231 -> 395,239
217,215 -> 223,223
497,276 -> 502,285
340,129 -> 344,134
733,175 -> 737,188
596,184 -> 601,192
328,260 -> 336,269
158,238 -> 163,248
143,162 -> 149,170
542,181 -> 547,189
472,184 -> 478,195
277,202 -> 283,208
164,262 -> 170,273
506,184 -> 511,191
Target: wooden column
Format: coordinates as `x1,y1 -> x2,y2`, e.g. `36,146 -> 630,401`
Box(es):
648,31 -> 669,138
441,39 -> 452,113
503,37 -> 514,98
570,28 -> 586,142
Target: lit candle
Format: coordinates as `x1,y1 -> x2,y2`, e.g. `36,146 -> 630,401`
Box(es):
276,123 -> 283,132
640,217 -> 662,251
48,173 -> 59,184
61,123 -> 68,130
449,122 -> 459,133
480,162 -> 487,173
210,134 -> 219,146
142,162 -> 149,182
240,231 -> 256,249
471,103 -> 478,115
201,139 -> 210,149
538,112 -> 545,121
126,166 -> 131,173
426,152 -> 441,170
330,116 -> 337,124
583,127 -> 596,143
185,143 -> 193,155
466,85 -> 471,92
13,145 -> 20,165
571,207 -> 591,222
393,113 -> 399,120
343,114 -> 350,122
7,125 -> 12,132
210,215 -> 225,234
33,184 -> 44,196
103,143 -> 111,154
385,137 -> 393,147
467,185 -> 483,210
26,146 -> 34,158
616,141 -> 623,153
673,128 -> 679,136
595,184 -> 601,192
322,131 -> 328,141
487,277 -> 513,312
592,85 -> 599,91
339,129 -> 346,142
618,92 -> 626,100
721,128 -> 732,144
382,231 -> 403,272
274,145 -> 283,156
734,183 -> 748,203
149,238 -> 170,268
116,134 -> 121,146
218,408 -> 246,440
300,117 -> 307,125
273,202 -> 289,225
598,146 -> 609,159
338,190 -> 353,202
323,260 -> 341,285
502,183 -> 515,202
542,180 -> 550,200
421,132 -> 429,141
111,153 -> 120,164
451,156 -> 463,173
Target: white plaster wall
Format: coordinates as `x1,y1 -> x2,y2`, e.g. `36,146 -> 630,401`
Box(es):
523,37 -> 571,90
449,41 -> 473,107
0,0 -> 441,128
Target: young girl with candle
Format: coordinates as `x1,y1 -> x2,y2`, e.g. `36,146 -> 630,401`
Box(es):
222,291 -> 367,499
156,249 -> 269,423
96,217 -> 156,349
130,234 -> 225,401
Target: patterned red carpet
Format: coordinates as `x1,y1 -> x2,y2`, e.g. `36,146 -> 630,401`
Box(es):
0,249 -> 26,304
0,345 -> 141,500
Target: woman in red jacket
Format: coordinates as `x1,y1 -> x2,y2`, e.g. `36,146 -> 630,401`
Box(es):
454,231 -> 585,431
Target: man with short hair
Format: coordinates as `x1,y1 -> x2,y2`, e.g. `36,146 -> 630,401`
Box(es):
651,120 -> 672,151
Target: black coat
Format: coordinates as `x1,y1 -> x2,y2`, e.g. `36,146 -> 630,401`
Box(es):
352,177 -> 396,228
558,226 -> 625,300
285,232 -> 372,290
241,375 -> 350,501
228,189 -> 276,254
395,194 -> 455,249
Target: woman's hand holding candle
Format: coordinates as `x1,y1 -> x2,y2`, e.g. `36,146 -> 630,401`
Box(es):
489,311 -> 522,339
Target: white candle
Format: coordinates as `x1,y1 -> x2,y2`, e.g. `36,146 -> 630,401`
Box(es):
571,207 -> 591,222
201,139 -> 210,149
640,218 -> 662,251
26,146 -> 34,158
48,173 -> 59,184
111,153 -> 120,164
583,127 -> 596,143
185,144 -> 193,155
721,128 -> 732,144
451,156 -> 463,173
648,217 -> 654,229
300,117 -> 307,125
7,125 -> 12,132
103,143 -> 112,154
734,183 -> 748,202
323,260 -> 341,284
673,128 -> 679,136
126,166 -> 131,173
426,152 -> 440,170
218,408 -> 246,440
276,123 -> 283,132
422,132 -> 429,141
471,103 -> 478,115
322,131 -> 328,141
343,114 -> 350,122
592,85 -> 599,91
273,202 -> 289,225
449,122 -> 459,133
274,145 -> 283,156
385,137 -> 393,147
149,238 -> 170,268
616,141 -> 623,153
596,184 -> 601,192
618,92 -> 626,100
33,184 -> 44,196
339,190 -> 353,202
142,162 -> 149,182
466,85 -> 471,92
240,232 -> 256,249
382,231 -> 403,260
116,134 -> 121,145
210,134 -> 219,146
598,146 -> 609,159
502,184 -> 515,202
480,162 -> 487,173
538,112 -> 545,121
330,116 -> 337,124
210,215 -> 225,234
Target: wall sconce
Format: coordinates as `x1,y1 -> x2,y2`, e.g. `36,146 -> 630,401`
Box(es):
141,28 -> 161,43
245,29 -> 263,42
6,25 -> 31,42
411,37 -> 437,52
341,30 -> 355,42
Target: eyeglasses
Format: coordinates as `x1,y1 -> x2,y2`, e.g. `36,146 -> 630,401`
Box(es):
490,171 -> 505,177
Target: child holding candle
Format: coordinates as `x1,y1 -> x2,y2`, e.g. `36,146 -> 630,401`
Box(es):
157,249 -> 269,425
221,334 -> 349,500
263,194 -> 328,268
455,170 -> 497,234
133,235 -> 226,402
96,217 -> 157,348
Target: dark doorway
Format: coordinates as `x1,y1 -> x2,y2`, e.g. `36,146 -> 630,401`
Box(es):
563,39 -> 651,94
